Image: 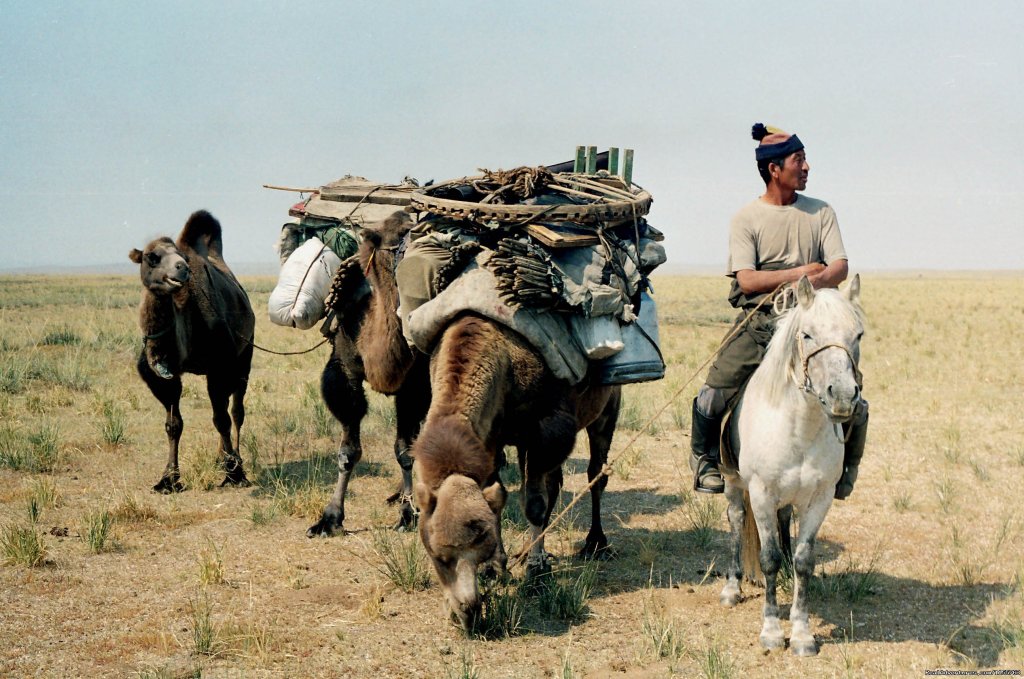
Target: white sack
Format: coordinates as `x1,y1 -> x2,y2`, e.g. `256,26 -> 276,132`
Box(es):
268,237 -> 342,329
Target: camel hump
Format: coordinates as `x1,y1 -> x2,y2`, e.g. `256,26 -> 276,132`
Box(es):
178,210 -> 224,260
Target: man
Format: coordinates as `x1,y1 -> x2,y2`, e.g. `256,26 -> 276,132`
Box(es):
689,123 -> 868,499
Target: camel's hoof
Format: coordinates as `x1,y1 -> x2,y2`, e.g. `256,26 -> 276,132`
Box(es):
524,558 -> 552,585
392,504 -> 418,532
220,474 -> 250,488
790,637 -> 818,657
759,632 -> 786,651
307,512 -> 343,538
153,476 -> 184,494
577,537 -> 613,561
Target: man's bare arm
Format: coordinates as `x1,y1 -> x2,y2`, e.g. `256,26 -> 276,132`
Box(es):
735,263 -> 826,295
808,258 -> 848,290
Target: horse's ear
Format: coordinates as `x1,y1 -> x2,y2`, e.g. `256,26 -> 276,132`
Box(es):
129,248 -> 143,264
796,275 -> 815,308
481,480 -> 507,515
844,274 -> 861,303
414,481 -> 436,516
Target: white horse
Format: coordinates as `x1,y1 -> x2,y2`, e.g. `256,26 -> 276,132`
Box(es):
719,274 -> 864,656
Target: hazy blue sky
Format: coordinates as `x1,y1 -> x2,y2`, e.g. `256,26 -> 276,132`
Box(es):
1,1 -> 1021,272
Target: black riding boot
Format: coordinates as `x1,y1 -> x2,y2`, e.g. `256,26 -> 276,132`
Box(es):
689,398 -> 724,494
835,400 -> 869,500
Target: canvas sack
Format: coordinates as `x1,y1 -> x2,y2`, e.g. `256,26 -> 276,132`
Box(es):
268,237 -> 341,329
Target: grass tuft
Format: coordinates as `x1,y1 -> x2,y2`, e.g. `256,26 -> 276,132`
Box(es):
641,594 -> 686,662
80,509 -> 115,553
687,496 -> 720,549
0,423 -> 62,473
40,327 -> 82,346
474,580 -> 525,639
1,522 -> 48,567
370,528 -> 431,593
188,591 -> 219,656
536,561 -> 598,623
98,399 -> 128,446
197,541 -> 226,586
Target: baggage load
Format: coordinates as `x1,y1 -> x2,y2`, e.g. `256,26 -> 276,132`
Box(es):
268,237 -> 341,329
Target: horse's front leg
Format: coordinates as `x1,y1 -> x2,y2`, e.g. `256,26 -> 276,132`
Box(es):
789,493 -> 832,656
750,485 -> 785,650
308,357 -> 366,537
720,481 -> 745,607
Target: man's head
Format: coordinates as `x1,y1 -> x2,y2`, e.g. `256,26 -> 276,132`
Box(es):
753,123 -> 808,191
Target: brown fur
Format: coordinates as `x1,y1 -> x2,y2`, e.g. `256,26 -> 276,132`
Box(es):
307,210 -> 431,537
356,211 -> 415,394
129,210 -> 255,493
413,313 -> 621,630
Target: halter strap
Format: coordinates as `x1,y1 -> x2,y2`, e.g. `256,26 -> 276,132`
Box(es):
795,334 -> 863,394
142,325 -> 173,341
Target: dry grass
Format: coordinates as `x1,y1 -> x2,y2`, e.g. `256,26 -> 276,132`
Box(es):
1,272 -> 1023,677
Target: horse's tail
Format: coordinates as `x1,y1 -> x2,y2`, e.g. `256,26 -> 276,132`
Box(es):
740,490 -> 763,584
178,210 -> 224,260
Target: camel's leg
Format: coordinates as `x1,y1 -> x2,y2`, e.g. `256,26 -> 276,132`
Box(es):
138,352 -> 184,493
579,388 -> 620,558
229,344 -> 252,457
720,481 -> 746,607
750,483 -> 785,650
391,358 -> 429,531
208,375 -> 248,488
308,355 -> 367,537
789,493 -> 832,657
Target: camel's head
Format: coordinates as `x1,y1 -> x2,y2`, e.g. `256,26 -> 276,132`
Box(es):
415,473 -> 506,631
129,238 -> 190,295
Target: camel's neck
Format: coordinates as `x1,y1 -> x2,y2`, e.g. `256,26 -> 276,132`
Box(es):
139,289 -> 191,371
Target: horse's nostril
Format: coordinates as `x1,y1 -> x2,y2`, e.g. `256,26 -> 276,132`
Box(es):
853,385 -> 861,400
827,385 -> 834,399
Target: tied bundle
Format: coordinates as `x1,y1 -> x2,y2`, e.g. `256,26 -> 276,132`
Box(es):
489,238 -> 564,310
474,166 -> 555,203
324,255 -> 364,319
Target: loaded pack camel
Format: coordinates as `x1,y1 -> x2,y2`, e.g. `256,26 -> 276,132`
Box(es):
305,210 -> 431,537
129,210 -> 255,492
413,314 -> 620,630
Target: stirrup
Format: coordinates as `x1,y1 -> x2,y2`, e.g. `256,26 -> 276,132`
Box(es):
690,454 -> 724,494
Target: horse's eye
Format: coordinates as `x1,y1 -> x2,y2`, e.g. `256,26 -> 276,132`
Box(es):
801,332 -> 813,342
855,332 -> 864,341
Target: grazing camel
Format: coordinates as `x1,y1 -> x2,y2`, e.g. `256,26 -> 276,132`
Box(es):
413,314 -> 620,630
306,211 -> 431,537
129,210 -> 255,492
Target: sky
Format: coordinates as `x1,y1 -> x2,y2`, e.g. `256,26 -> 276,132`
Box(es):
1,0 -> 1021,273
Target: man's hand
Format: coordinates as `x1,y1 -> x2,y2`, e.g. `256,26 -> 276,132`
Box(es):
807,259 -> 848,289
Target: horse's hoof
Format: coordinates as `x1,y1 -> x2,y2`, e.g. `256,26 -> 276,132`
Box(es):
153,477 -> 183,494
759,632 -> 786,651
790,636 -> 818,657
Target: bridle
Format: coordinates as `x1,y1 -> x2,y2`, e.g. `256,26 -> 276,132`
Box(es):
794,333 -> 863,443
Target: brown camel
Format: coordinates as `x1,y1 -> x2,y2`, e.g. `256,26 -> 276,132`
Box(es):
306,210 -> 431,537
129,210 -> 255,493
413,314 -> 620,630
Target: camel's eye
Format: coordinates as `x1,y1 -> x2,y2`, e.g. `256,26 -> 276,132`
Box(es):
146,252 -> 160,267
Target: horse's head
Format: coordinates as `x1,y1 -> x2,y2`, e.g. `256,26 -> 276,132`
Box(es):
129,237 -> 190,295
792,274 -> 864,422
415,472 -> 506,631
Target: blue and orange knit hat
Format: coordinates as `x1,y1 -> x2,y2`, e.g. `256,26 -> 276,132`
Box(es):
752,123 -> 804,161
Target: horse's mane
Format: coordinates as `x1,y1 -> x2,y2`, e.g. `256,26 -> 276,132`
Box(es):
755,288 -> 865,409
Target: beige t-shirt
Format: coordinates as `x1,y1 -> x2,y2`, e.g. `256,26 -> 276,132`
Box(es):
726,194 -> 847,275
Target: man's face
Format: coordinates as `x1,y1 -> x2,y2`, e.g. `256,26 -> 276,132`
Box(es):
773,150 -> 809,191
